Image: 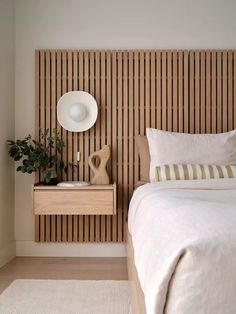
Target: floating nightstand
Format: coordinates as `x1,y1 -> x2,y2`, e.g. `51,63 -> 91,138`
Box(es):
33,183 -> 116,216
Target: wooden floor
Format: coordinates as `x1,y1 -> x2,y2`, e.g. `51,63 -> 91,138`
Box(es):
0,257 -> 127,294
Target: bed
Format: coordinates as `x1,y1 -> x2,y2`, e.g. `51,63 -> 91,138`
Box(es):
128,178 -> 236,314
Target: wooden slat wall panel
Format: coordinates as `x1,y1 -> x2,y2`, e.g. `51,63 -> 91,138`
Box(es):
100,51 -> 106,242
195,52 -> 200,133
111,51 -> 117,242
117,52 -> 123,242
128,51 -> 134,202
35,51 -> 40,242
67,51 -> 73,241
134,52 -> 139,187
89,51 -> 95,242
178,51 -> 184,132
84,51 -> 89,242
189,51 -> 194,133
35,50 -> 236,242
206,51 -> 211,133
106,51 -> 112,242
123,52 -> 128,241
212,52 -> 217,134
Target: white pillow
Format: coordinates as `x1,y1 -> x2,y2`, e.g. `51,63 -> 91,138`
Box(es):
146,128 -> 236,182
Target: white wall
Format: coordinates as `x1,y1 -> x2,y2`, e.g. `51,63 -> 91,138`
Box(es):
0,0 -> 15,267
14,0 -> 236,257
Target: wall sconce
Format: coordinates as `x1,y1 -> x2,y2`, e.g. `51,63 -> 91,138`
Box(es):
57,91 -> 98,132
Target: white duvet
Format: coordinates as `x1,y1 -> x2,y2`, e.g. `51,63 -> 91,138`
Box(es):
128,179 -> 236,314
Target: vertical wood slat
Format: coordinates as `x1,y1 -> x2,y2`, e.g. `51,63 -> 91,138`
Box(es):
228,51 -> 233,131
72,51 -> 78,242
145,51 -> 150,128
178,51 -> 183,132
35,50 -> 236,243
217,52 -> 222,133
223,51 -> 228,132
106,51 -> 112,242
35,216 -> 40,242
35,51 -> 40,185
128,51 -> 134,201
84,51 -> 89,242
111,51 -> 117,242
72,50 -> 78,181
150,51 -> 156,128
62,51 -> 68,241
123,51 -> 128,240
212,51 -> 217,133
189,51 -> 194,133
100,51 -> 106,242
201,51 -> 206,133
51,51 -> 56,242
173,51 -> 178,132
167,51 -> 172,131
134,51 -> 139,187
62,51 -> 68,182
117,51 -> 123,242
78,51 -> 84,242
206,51 -> 211,133
156,51 -> 161,129
56,51 -> 62,242
45,51 -> 51,242
39,51 -> 45,183
184,51 -> 189,133
195,51 -> 200,133
95,51 -> 101,242
39,50 -> 45,241
162,51 -> 167,131
140,51 -> 145,135
89,51 -> 95,242
67,51 -> 73,248
40,216 -> 45,242
57,215 -> 62,242
35,51 -> 40,242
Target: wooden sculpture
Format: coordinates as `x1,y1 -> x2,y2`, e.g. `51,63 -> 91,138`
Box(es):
88,145 -> 110,185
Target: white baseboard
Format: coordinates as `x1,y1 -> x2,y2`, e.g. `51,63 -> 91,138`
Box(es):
0,241 -> 16,268
16,241 -> 127,257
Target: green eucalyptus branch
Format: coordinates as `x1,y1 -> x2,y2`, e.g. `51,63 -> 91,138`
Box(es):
7,129 -> 75,184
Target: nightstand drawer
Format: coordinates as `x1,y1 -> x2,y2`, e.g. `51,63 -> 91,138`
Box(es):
33,184 -> 116,215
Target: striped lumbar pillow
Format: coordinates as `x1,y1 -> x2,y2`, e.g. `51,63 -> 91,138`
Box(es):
155,164 -> 236,182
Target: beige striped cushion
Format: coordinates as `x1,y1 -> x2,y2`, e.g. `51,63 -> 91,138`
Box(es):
155,164 -> 236,182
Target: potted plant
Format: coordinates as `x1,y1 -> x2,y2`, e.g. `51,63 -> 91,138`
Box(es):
7,129 -> 68,184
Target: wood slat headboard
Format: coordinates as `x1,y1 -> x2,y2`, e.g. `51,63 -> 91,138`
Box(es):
35,50 -> 236,242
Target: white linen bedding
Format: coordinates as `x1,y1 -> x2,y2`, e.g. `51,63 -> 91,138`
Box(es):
128,179 -> 236,314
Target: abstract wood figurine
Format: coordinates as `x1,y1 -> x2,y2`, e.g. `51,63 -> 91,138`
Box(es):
88,145 -> 110,185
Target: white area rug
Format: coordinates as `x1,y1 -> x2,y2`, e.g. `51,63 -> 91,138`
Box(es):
0,280 -> 131,314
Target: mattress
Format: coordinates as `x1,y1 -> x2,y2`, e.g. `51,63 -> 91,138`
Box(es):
128,179 -> 236,314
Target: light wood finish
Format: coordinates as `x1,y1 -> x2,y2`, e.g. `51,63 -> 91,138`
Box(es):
34,184 -> 116,216
0,257 -> 127,294
34,184 -> 116,241
88,145 -> 110,185
36,50 -> 236,242
127,231 -> 146,314
34,186 -> 116,215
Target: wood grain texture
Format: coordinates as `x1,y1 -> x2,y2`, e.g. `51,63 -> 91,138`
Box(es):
0,257 -> 127,294
34,184 -> 116,216
35,50 -> 236,242
127,231 -> 146,314
88,145 -> 111,185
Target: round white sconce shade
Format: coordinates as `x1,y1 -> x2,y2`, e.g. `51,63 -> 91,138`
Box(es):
57,91 -> 98,132
68,103 -> 87,122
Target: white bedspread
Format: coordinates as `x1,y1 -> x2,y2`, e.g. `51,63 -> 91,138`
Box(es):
128,179 -> 236,314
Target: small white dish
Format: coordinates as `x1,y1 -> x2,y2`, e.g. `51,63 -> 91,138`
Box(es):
57,181 -> 90,187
